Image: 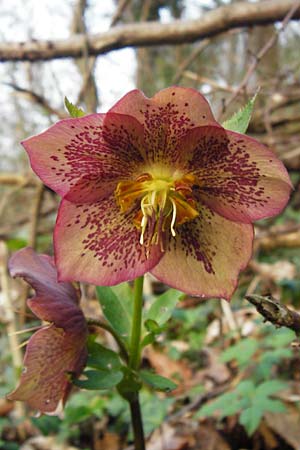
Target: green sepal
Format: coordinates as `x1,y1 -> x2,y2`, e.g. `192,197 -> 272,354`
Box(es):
64,96 -> 85,118
73,369 -> 123,390
222,92 -> 258,134
140,370 -> 177,392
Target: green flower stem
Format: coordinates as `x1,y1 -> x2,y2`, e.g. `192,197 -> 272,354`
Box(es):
129,275 -> 144,370
128,275 -> 145,450
86,317 -> 129,363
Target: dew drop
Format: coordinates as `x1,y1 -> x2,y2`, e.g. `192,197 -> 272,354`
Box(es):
107,363 -> 112,369
45,399 -> 51,405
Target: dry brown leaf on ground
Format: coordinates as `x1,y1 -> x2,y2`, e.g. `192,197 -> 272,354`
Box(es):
144,347 -> 193,392
20,436 -> 79,450
265,403 -> 300,450
93,431 -> 120,450
147,421 -> 231,450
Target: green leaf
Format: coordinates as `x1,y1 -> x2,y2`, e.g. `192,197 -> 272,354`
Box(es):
87,341 -> 122,371
111,282 -> 133,313
140,370 -> 177,392
145,289 -> 183,326
255,380 -> 287,398
117,367 -> 142,401
144,319 -> 162,334
220,338 -> 258,367
239,406 -> 263,436
74,369 -> 123,390
141,333 -> 156,348
96,286 -> 132,343
222,93 -> 257,134
64,96 -> 85,118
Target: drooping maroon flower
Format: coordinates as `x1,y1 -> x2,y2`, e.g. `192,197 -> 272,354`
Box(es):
7,247 -> 88,414
22,87 -> 292,299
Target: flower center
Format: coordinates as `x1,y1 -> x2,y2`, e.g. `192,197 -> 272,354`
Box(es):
115,171 -> 199,249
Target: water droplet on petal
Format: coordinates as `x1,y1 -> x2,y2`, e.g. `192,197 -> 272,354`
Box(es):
107,363 -> 112,369
45,399 -> 51,404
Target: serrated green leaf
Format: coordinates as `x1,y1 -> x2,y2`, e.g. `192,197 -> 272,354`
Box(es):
74,369 -> 123,390
254,380 -> 287,398
265,328 -> 296,349
239,406 -> 262,436
64,96 -> 85,118
96,286 -> 132,343
235,380 -> 256,396
145,289 -> 183,326
220,338 -> 258,366
140,370 -> 177,392
253,397 -> 286,414
87,341 -> 121,371
196,391 -> 239,418
222,93 -> 257,134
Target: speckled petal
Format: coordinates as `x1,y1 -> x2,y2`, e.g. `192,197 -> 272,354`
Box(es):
9,248 -> 82,328
151,205 -> 254,299
54,196 -> 163,285
22,113 -> 145,203
7,325 -> 87,414
7,248 -> 87,414
182,126 -> 292,223
109,87 -> 217,164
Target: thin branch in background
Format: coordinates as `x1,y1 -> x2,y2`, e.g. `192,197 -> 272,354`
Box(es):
218,0 -> 300,119
183,71 -> 235,93
0,0 -> 299,62
0,242 -> 25,417
3,82 -> 67,118
172,39 -> 211,84
245,294 -> 300,336
110,0 -> 131,27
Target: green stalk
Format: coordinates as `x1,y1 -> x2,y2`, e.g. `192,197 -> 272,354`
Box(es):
86,317 -> 129,363
129,276 -> 144,370
128,275 -> 145,450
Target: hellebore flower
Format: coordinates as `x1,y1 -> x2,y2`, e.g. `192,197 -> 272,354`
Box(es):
22,87 -> 292,299
7,247 -> 88,414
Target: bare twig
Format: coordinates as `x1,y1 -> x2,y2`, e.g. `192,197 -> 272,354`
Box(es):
3,82 -> 67,118
183,71 -> 235,93
219,0 -> 300,118
0,0 -> 299,62
0,242 -> 25,416
111,0 -> 131,27
245,294 -> 300,335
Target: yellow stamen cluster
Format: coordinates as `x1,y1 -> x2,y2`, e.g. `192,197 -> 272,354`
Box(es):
115,171 -> 199,249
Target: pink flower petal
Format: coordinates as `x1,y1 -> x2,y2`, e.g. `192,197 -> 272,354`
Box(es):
151,205 -> 254,299
9,247 -> 81,327
182,126 -> 292,223
54,196 -> 163,285
7,325 -> 87,414
8,248 -> 87,414
22,113 -> 145,203
109,87 -> 217,164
